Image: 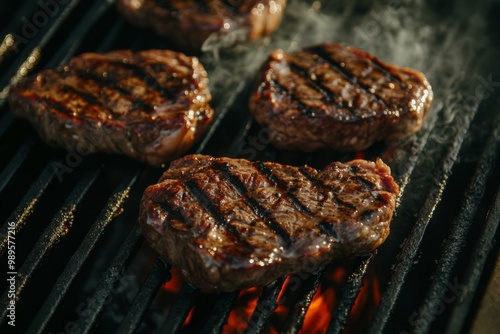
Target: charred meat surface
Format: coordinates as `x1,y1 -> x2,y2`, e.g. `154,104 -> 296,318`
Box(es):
8,49 -> 214,166
116,0 -> 287,53
139,154 -> 399,293
249,43 -> 433,152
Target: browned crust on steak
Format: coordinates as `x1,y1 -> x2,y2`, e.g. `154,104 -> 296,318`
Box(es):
7,50 -> 214,166
116,0 -> 287,53
249,43 -> 433,152
139,154 -> 399,293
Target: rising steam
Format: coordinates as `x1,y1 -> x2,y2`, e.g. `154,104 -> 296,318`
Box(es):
199,0 -> 496,177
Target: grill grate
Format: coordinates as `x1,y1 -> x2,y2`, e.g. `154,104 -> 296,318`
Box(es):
0,167 -> 102,321
117,257 -> 170,334
1,0 -> 499,333
413,119 -> 500,334
446,186 -> 500,334
368,85 -> 490,334
28,168 -> 141,334
159,284 -> 197,333
74,223 -> 144,333
327,254 -> 375,334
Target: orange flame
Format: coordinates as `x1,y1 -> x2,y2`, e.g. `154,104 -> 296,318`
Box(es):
176,263 -> 381,333
219,267 -> 380,334
161,266 -> 184,295
299,288 -> 335,333
223,287 -> 261,333
182,307 -> 195,327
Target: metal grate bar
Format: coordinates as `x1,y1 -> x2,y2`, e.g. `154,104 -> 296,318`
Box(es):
445,185 -> 500,334
195,80 -> 247,154
27,168 -> 141,334
0,166 -> 101,324
201,292 -> 239,334
94,19 -> 125,53
0,0 -> 40,36
391,103 -> 442,192
226,116 -> 255,158
117,257 -> 171,334
367,101 -> 483,333
158,284 -> 197,333
0,0 -> 45,64
328,253 -> 375,334
47,0 -> 116,67
412,118 -> 500,334
0,138 -> 34,193
75,224 -> 142,334
0,0 -> 88,103
283,272 -> 323,334
244,278 -> 285,334
0,1 -> 119,211
0,162 -> 56,255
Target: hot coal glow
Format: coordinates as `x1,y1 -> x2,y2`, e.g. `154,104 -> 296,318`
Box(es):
174,261 -> 381,333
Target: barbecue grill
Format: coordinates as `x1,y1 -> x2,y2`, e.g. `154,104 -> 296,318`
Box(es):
1,0 -> 499,333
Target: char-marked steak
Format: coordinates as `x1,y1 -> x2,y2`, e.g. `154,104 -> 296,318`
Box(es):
139,154 -> 399,293
249,43 -> 433,152
116,0 -> 287,53
8,50 -> 214,166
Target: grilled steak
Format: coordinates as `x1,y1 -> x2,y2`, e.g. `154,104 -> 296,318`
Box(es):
116,0 -> 287,53
249,43 -> 433,152
8,49 -> 214,166
139,154 -> 399,293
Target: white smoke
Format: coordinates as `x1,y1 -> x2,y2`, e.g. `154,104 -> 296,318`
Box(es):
199,0 -> 496,175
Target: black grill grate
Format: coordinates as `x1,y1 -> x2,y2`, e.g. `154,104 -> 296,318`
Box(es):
1,0 -> 499,333
28,167 -> 141,334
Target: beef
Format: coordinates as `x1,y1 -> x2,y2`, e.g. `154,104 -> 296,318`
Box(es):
249,43 -> 433,152
7,49 -> 214,166
139,154 -> 399,293
116,0 -> 287,53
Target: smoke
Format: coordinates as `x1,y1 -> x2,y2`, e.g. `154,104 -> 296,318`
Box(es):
199,0 -> 496,174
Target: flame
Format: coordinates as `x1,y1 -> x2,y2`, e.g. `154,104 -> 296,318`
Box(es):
223,287 -> 261,333
301,288 -> 336,333
182,307 -> 195,327
154,266 -> 185,317
161,266 -> 184,294
346,272 -> 381,332
217,264 -> 380,333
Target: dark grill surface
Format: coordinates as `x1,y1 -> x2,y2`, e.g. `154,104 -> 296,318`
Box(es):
1,0 -> 499,333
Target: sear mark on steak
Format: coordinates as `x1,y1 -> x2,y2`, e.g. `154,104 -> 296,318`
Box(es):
249,43 -> 434,152
139,154 -> 399,293
116,0 -> 288,53
7,49 -> 214,166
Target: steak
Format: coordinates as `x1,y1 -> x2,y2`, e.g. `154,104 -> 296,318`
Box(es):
139,154 -> 399,293
116,0 -> 287,53
7,49 -> 214,166
249,43 -> 433,152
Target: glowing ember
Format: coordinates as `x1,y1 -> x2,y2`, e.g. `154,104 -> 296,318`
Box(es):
223,287 -> 261,333
355,152 -> 365,159
182,307 -> 195,327
301,288 -> 336,333
346,273 -> 381,332
161,267 -> 183,295
217,264 -> 380,333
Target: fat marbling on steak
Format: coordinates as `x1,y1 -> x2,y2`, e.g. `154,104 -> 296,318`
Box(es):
8,49 -> 214,166
139,154 -> 399,293
116,0 -> 287,53
249,43 -> 433,152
